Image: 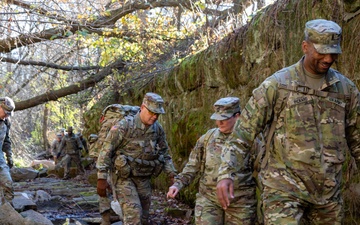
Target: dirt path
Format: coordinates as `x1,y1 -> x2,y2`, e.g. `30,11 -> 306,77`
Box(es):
13,176 -> 193,225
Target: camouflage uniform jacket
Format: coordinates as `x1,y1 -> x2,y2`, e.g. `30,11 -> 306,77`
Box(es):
58,133 -> 83,155
50,138 -> 61,156
0,118 -> 12,168
96,112 -> 177,180
225,57 -> 360,204
173,128 -> 254,200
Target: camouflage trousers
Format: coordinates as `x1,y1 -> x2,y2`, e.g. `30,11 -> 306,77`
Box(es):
262,186 -> 343,225
115,176 -> 152,225
194,188 -> 257,225
0,164 -> 13,202
63,154 -> 84,178
99,196 -> 111,214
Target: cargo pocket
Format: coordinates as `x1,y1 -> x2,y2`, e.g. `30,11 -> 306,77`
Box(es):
114,155 -> 131,178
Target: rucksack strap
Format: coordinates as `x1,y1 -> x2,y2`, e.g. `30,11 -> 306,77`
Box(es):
253,85 -> 289,177
278,83 -> 349,101
199,128 -> 217,174
254,80 -> 350,178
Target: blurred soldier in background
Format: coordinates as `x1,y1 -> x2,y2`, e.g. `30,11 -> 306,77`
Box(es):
76,132 -> 88,156
57,126 -> 84,179
51,133 -> 62,164
59,128 -> 66,137
0,97 -> 15,202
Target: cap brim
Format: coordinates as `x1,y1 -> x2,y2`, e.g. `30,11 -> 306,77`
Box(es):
5,110 -> 13,116
210,113 -> 233,120
148,107 -> 165,114
313,43 -> 342,54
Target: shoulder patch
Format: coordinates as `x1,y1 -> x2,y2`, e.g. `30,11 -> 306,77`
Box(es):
111,125 -> 119,131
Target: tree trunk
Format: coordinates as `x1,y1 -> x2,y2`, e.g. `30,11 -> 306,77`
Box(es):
43,105 -> 49,151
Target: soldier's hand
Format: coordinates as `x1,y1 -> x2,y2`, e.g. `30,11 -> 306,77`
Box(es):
166,186 -> 179,199
97,179 -> 108,197
216,178 -> 234,210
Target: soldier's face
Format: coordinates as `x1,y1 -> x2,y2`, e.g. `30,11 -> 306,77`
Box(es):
302,41 -> 338,74
140,104 -> 159,126
216,114 -> 239,134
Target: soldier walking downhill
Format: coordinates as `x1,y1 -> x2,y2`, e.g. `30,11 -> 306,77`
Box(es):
167,97 -> 257,225
50,133 -> 62,164
57,126 -> 84,179
217,19 -> 360,224
0,97 -> 15,202
96,92 -> 177,225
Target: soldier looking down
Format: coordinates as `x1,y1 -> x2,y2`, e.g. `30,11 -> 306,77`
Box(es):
167,97 -> 256,225
96,92 -> 177,225
217,19 -> 360,224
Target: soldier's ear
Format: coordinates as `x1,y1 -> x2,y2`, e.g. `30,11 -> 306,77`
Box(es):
302,40 -> 310,54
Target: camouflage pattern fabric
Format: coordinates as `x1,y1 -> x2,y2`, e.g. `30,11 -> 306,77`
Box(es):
142,92 -> 165,114
2,118 -> 13,168
58,133 -> 84,178
96,112 -> 177,224
173,128 -> 256,224
58,133 -> 83,155
224,57 -> 360,224
89,104 -> 140,158
99,196 -> 111,214
63,153 -> 84,177
262,186 -> 343,225
50,138 -> 61,157
115,176 -> 151,225
304,19 -> 342,54
210,97 -> 241,120
0,119 -> 13,202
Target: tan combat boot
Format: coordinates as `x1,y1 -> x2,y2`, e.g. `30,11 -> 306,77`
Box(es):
100,210 -> 111,225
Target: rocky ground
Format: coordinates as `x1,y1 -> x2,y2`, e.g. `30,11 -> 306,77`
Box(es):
11,167 -> 193,225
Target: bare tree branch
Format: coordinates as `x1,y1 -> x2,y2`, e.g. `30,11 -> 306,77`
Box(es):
14,59 -> 125,110
0,0 -> 230,52
0,56 -> 101,71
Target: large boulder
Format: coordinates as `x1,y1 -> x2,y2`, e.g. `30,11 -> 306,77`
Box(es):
11,167 -> 39,182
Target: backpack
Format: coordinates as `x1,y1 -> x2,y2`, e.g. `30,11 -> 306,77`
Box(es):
88,104 -> 140,158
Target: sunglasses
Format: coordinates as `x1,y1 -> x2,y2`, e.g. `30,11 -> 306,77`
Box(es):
144,106 -> 160,117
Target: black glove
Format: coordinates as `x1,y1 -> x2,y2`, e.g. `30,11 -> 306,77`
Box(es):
7,159 -> 13,169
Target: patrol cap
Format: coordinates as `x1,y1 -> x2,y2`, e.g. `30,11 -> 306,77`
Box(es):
210,97 -> 240,121
304,19 -> 342,54
142,92 -> 165,114
0,97 -> 15,116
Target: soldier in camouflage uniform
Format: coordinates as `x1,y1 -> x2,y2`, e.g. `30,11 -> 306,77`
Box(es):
0,97 -> 15,202
57,126 -> 84,179
76,132 -> 89,156
167,97 -> 256,225
50,133 -> 62,164
96,92 -> 177,225
217,19 -> 360,224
